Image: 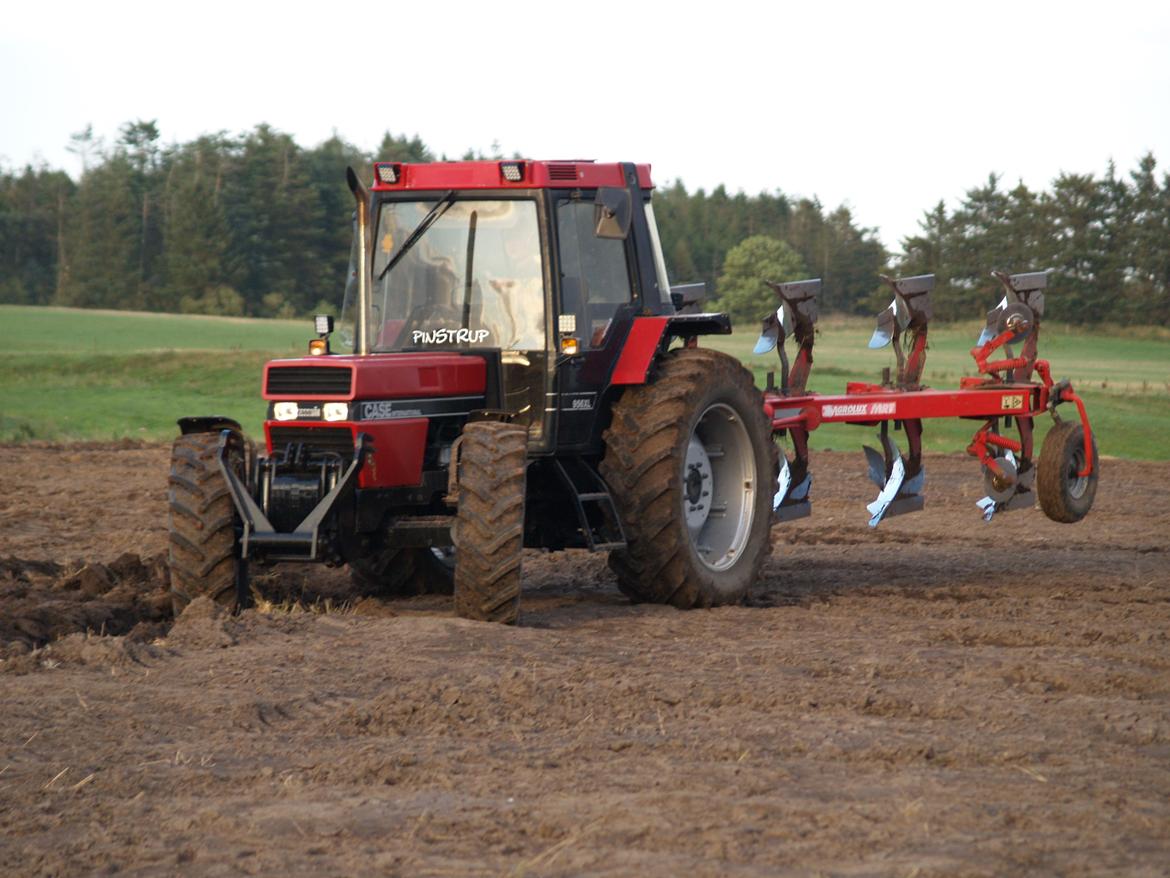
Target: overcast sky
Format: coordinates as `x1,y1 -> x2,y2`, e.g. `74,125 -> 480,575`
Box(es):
3,0 -> 1168,252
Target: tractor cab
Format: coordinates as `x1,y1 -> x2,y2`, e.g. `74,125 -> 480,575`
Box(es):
338,160 -> 715,454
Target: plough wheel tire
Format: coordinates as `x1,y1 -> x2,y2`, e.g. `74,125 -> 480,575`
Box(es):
167,431 -> 242,615
452,420 -> 527,624
350,547 -> 455,597
601,348 -> 777,608
1038,420 -> 1098,523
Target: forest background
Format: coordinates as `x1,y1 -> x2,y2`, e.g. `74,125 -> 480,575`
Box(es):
2,121 -> 1168,328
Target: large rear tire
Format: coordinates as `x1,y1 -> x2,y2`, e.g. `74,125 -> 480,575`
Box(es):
349,546 -> 455,596
601,348 -> 776,608
1037,420 -> 1098,523
167,431 -> 242,614
452,421 -> 527,624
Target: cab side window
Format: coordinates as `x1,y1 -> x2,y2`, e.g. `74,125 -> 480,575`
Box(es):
556,201 -> 632,348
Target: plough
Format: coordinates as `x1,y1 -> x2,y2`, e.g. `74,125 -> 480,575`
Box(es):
757,269 -> 1099,527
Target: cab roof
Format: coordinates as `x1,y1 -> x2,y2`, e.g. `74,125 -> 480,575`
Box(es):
370,160 -> 654,192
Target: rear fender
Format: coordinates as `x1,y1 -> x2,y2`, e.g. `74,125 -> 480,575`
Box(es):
609,314 -> 733,386
178,416 -> 243,436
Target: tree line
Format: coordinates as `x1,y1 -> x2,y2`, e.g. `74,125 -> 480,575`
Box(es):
899,157 -> 1170,325
654,182 -> 886,324
669,157 -> 1170,327
1,120 -> 1166,326
0,122 -> 435,318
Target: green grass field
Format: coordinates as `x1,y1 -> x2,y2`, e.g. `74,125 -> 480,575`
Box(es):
2,306 -> 307,442
2,305 -> 1167,458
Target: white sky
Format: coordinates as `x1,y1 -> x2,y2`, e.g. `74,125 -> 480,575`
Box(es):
2,0 -> 1168,253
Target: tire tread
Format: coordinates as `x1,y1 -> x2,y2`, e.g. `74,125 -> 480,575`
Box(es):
600,348 -> 776,608
167,432 -> 240,612
452,421 -> 527,624
1037,420 -> 1098,523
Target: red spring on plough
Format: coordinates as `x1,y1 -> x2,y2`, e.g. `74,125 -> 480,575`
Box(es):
967,426 -> 1022,477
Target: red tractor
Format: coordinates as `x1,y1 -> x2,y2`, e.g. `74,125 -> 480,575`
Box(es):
168,160 -> 776,623
167,160 -> 1098,624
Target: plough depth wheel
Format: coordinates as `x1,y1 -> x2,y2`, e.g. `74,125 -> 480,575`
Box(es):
1038,420 -> 1098,523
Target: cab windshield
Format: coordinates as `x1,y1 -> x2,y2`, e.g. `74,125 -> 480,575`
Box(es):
365,197 -> 546,354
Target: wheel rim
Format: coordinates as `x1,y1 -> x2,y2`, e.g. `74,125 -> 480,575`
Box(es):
1066,446 -> 1090,499
684,403 -> 757,572
430,546 -> 456,570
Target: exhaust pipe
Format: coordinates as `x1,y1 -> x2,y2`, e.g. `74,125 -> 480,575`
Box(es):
346,167 -> 371,357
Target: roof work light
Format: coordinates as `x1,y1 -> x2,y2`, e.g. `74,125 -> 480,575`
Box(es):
500,161 -> 525,183
375,163 -> 401,184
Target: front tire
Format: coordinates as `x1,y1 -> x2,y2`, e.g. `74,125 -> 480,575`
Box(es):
452,420 -> 527,623
601,348 -> 776,608
167,431 -> 242,614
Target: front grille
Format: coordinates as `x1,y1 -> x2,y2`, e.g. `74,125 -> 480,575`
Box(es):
269,426 -> 354,460
548,163 -> 578,181
267,366 -> 352,396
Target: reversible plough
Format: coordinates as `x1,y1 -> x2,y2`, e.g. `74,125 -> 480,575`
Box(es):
757,269 -> 1098,527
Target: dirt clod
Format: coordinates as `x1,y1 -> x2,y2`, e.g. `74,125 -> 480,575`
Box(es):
0,551 -> 172,658
166,596 -> 239,649
64,563 -> 116,598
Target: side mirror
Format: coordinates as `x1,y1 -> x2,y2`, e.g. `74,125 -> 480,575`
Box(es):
669,282 -> 707,314
594,187 -> 631,240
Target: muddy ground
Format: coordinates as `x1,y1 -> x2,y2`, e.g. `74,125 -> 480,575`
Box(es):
0,442 -> 1167,877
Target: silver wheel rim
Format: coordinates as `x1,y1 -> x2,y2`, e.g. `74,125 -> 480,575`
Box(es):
683,403 -> 757,572
1067,447 -> 1089,500
431,546 -> 456,570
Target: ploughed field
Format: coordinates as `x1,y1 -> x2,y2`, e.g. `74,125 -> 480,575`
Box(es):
1,442 -> 1168,876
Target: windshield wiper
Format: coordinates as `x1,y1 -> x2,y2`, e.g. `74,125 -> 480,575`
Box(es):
376,190 -> 456,282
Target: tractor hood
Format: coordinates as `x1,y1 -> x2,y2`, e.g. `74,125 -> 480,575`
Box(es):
262,352 -> 489,490
263,352 -> 487,401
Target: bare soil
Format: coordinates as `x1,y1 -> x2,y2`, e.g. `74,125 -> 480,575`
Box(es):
0,442 -> 1168,877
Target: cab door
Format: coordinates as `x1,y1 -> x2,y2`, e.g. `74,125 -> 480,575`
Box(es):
552,194 -> 637,453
